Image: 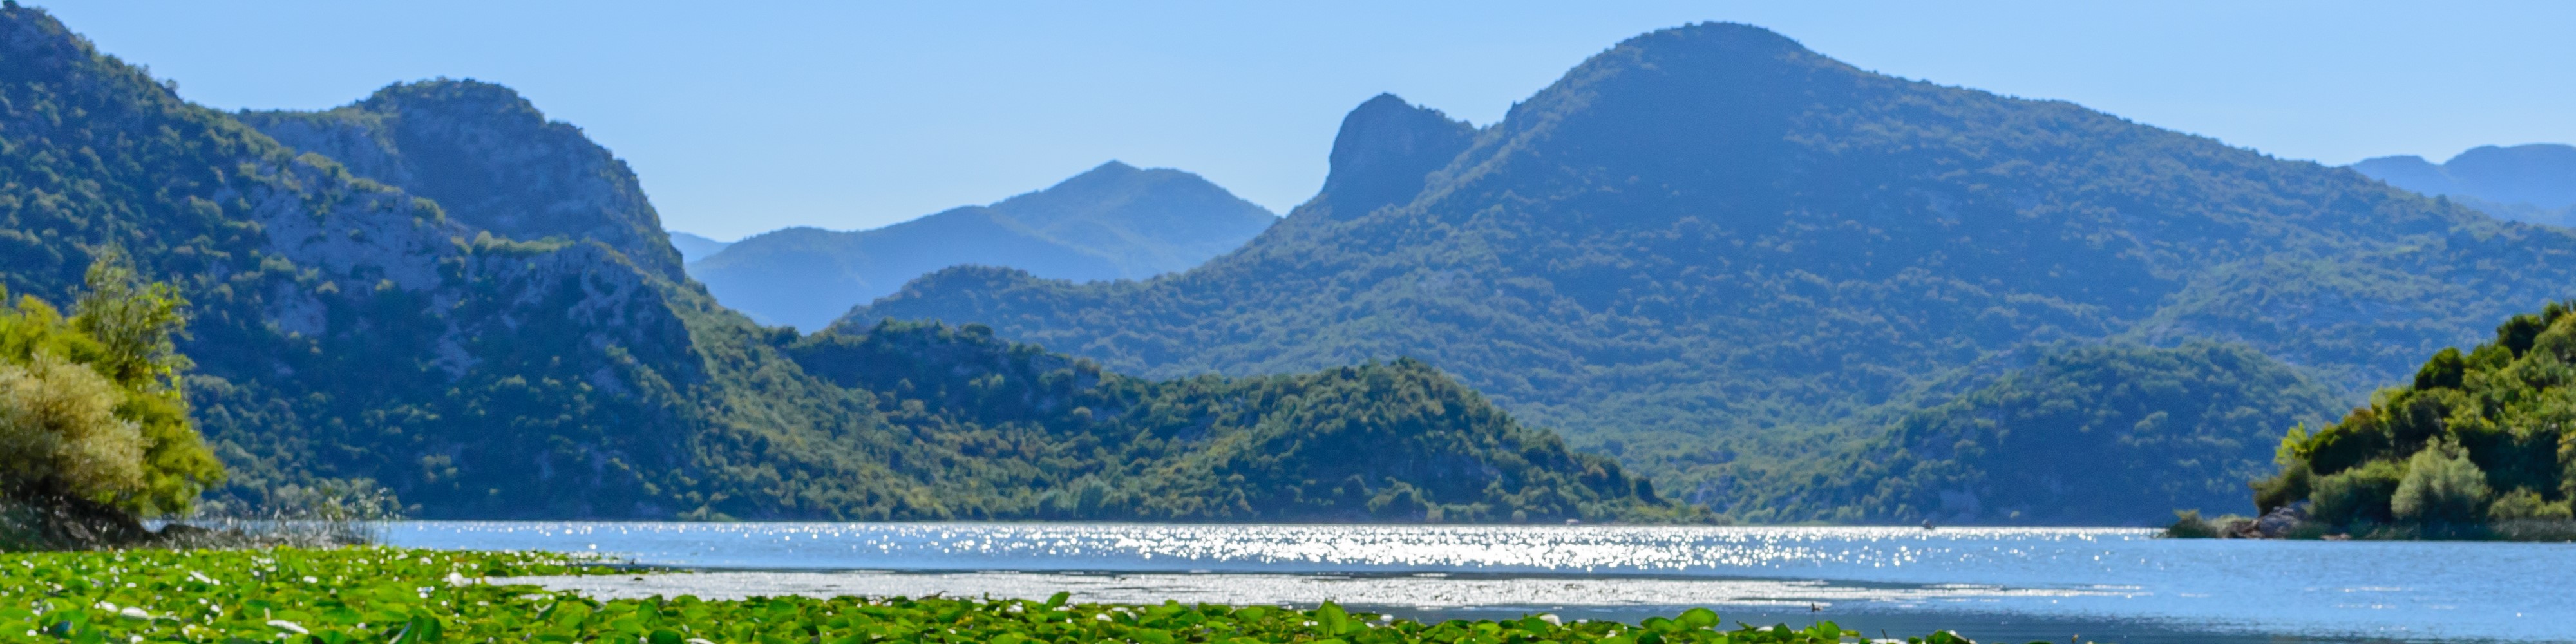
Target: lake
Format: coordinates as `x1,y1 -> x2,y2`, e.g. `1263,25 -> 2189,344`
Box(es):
388,522 -> 2575,643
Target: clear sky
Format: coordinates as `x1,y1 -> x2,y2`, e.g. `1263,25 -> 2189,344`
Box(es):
38,1 -> 2574,240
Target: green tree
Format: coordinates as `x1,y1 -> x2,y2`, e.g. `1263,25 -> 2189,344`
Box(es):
2391,441 -> 2490,526
0,254 -> 221,518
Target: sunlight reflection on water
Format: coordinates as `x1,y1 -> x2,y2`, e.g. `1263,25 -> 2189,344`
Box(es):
394,522 -> 2576,643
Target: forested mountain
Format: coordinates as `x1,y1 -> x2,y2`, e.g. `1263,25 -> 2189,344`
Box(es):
692,162 -> 1276,329
2350,144 -> 2576,227
0,5 -> 1677,522
851,23 -> 2576,522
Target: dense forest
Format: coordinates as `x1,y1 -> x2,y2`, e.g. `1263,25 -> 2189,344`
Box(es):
0,5 -> 1681,523
852,22 -> 2576,522
2249,302 -> 2576,538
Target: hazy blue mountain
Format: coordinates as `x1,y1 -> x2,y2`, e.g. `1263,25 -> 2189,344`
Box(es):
234,80 -> 688,279
667,231 -> 734,262
690,161 -> 1275,329
851,23 -> 2576,523
2350,144 -> 2576,227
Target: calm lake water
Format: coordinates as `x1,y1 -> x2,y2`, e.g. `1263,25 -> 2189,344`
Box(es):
388,522 -> 2575,644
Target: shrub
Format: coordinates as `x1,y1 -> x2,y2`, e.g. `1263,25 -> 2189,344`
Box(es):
0,352 -> 147,501
0,252 -> 222,534
2486,488 -> 2571,522
2311,459 -> 2404,527
2392,442 -> 2490,526
2164,509 -> 2220,538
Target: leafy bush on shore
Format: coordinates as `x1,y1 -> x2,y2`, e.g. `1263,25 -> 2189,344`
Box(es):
3,547 -> 2011,644
0,255 -> 224,548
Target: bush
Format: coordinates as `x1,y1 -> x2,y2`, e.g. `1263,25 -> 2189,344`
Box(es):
0,253 -> 222,546
2311,460 -> 2405,527
2164,509 -> 2220,538
2392,442 -> 2490,526
0,352 -> 147,500
2486,488 -> 2571,522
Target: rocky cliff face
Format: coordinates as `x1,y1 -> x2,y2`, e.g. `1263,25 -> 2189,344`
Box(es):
1313,94 -> 1478,221
237,80 -> 688,281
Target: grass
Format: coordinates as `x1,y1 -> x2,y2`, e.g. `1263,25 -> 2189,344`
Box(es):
0,547 -> 2031,643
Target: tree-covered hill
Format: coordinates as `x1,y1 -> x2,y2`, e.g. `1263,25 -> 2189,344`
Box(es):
783,321 -> 1686,521
1758,343 -> 2344,525
850,23 -> 2576,522
693,161 -> 1277,329
0,5 -> 1678,522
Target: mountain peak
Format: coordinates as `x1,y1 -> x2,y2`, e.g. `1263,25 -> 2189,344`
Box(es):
238,79 -> 688,279
360,78 -> 538,115
1314,93 -> 1475,220
1622,21 -> 1812,57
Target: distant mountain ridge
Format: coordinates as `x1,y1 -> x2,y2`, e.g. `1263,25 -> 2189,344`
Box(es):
2349,144 -> 2576,227
667,232 -> 734,263
691,161 -> 1275,329
851,23 -> 2576,524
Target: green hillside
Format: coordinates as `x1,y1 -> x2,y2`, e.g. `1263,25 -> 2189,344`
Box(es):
2253,301 -> 2576,536
1758,343 -> 2344,524
851,23 -> 2576,522
0,5 -> 1676,522
784,321 -> 1686,521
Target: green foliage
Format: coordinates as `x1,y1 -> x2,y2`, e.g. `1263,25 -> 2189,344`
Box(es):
0,547 -> 2005,644
2309,460 -> 2403,527
850,23 -> 2576,522
0,252 -> 220,518
2259,299 -> 2576,536
2485,488 -> 2571,522
2164,509 -> 2221,538
2390,441 -> 2490,526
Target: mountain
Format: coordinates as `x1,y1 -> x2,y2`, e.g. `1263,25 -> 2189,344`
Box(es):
0,5 -> 1679,522
233,80 -> 688,280
690,161 -> 1276,329
2350,144 -> 2576,227
667,232 -> 733,263
849,23 -> 2576,523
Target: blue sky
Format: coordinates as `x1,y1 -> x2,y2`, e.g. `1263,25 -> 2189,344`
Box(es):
41,1 -> 2575,240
